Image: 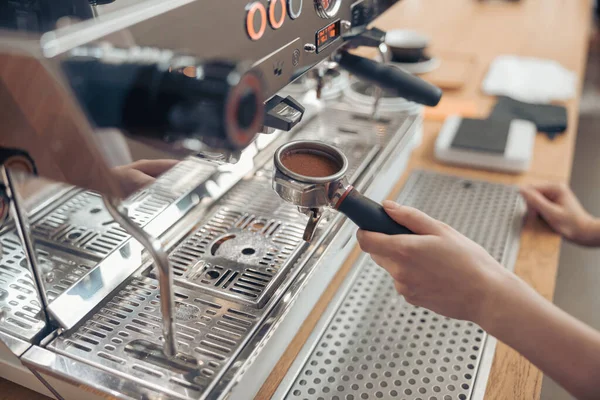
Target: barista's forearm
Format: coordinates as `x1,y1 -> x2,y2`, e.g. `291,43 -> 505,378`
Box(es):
479,273 -> 600,400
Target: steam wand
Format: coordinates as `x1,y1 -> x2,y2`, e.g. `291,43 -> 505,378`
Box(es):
103,197 -> 179,359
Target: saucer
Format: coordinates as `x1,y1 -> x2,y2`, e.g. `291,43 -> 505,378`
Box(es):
390,56 -> 441,75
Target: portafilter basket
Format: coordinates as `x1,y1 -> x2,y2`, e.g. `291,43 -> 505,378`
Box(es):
272,140 -> 413,241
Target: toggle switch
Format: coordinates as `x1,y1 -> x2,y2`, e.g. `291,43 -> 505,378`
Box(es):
263,95 -> 305,131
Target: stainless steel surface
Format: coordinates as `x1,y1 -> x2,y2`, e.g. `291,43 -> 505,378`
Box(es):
38,0 -> 397,99
35,109 -> 417,400
278,170 -> 525,400
155,176 -> 310,308
32,190 -> 129,260
37,157 -> 215,333
0,228 -> 96,342
0,329 -> 33,358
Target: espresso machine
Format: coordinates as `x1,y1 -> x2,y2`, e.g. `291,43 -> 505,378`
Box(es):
0,1 -> 525,399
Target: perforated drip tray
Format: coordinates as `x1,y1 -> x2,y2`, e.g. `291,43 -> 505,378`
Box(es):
31,157 -> 216,259
0,230 -> 96,342
279,170 -> 525,400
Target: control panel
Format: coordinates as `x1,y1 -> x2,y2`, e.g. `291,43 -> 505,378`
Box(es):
86,0 -> 402,101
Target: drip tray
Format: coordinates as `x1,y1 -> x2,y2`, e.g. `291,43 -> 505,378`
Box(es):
147,177 -> 309,308
278,170 -> 525,400
31,157 -> 216,260
49,276 -> 260,399
0,231 -> 96,342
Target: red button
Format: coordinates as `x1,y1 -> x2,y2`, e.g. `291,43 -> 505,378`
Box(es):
269,0 -> 286,29
246,2 -> 267,41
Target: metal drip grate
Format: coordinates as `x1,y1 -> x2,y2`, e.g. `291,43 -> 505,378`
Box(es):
124,157 -> 216,226
397,170 -> 523,263
49,276 -> 260,399
31,157 -> 215,259
283,170 -> 524,400
0,231 -> 96,341
32,191 -> 129,259
151,177 -> 309,308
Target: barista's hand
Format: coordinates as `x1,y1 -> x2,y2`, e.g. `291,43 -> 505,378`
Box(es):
356,201 -> 512,323
520,183 -> 600,246
112,159 -> 179,196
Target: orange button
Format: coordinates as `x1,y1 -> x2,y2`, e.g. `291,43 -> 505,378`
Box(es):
246,2 -> 267,41
269,0 -> 286,29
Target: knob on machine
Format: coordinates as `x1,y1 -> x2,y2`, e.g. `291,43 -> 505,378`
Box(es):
315,0 -> 342,18
272,140 -> 414,241
62,55 -> 265,152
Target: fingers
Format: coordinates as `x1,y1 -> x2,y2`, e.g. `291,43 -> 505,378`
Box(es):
370,255 -> 412,299
357,229 -> 424,259
115,169 -> 155,195
129,159 -> 179,177
523,182 -> 567,201
357,230 -> 397,256
520,186 -> 563,222
382,201 -> 443,235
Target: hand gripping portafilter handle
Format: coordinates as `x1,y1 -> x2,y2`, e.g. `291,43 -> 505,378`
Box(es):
336,188 -> 413,235
335,52 -> 442,107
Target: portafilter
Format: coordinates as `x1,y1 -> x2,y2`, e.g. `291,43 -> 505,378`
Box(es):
272,140 -> 413,241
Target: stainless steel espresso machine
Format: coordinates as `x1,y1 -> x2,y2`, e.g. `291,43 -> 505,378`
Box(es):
0,1 -> 525,400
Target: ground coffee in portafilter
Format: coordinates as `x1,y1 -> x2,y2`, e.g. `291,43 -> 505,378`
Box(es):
280,150 -> 341,178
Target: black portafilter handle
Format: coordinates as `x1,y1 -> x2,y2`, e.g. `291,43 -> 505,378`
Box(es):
334,51 -> 443,107
336,188 -> 414,235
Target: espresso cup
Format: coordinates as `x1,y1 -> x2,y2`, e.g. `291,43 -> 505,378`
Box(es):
385,30 -> 430,63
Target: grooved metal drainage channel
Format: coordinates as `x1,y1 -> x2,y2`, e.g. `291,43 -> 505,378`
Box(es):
32,157 -> 215,259
0,231 -> 96,342
283,170 -> 525,400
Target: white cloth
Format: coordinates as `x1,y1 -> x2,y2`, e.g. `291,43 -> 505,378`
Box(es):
482,55 -> 577,104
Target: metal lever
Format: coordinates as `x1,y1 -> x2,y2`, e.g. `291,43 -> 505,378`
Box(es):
262,95 -> 305,132
1,167 -> 50,325
102,197 -> 179,359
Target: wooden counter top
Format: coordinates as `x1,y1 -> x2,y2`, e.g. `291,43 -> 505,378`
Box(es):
259,0 -> 592,399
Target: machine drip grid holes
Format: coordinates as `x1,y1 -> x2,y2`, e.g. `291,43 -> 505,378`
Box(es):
285,171 -> 523,400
